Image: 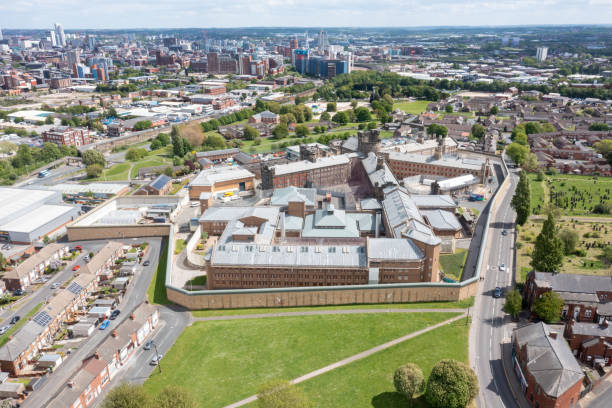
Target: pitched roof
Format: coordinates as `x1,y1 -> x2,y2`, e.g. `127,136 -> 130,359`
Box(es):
533,272 -> 612,294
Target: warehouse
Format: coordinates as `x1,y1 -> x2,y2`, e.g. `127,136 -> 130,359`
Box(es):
189,165 -> 256,200
0,187 -> 79,244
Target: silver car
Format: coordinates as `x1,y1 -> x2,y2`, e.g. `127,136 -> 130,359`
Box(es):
0,326 -> 10,335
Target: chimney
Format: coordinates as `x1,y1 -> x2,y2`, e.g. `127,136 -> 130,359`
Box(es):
375,213 -> 380,238
130,313 -> 135,320
602,319 -> 609,329
548,331 -> 557,340
280,212 -> 286,238
111,330 -> 118,338
94,352 -> 100,359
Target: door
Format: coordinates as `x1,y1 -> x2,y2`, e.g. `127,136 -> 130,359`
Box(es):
239,182 -> 246,192
573,307 -> 580,320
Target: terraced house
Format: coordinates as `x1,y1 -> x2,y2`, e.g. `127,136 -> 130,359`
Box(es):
2,244 -> 69,291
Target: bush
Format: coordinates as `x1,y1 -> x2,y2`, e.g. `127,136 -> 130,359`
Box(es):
394,363 -> 424,406
575,248 -> 587,257
426,360 -> 478,408
125,148 -> 148,161
86,164 -> 103,178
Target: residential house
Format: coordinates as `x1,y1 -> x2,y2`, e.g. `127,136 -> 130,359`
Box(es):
564,319 -> 612,367
133,174 -> 172,196
2,244 -> 69,291
82,242 -> 124,282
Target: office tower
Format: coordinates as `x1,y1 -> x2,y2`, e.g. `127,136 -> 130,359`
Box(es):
290,37 -> 298,50
318,29 -> 329,50
0,25 -> 3,41
207,52 -> 219,73
87,34 -> 95,50
54,23 -> 66,47
536,47 -> 548,62
48,30 -> 57,47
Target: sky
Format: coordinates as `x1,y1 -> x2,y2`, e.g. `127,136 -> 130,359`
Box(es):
1,0 -> 612,29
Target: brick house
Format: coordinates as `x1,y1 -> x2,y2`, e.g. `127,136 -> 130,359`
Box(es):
82,242 -> 124,282
2,244 -> 69,291
133,174 -> 172,196
42,126 -> 90,147
512,322 -> 584,408
524,271 -> 612,323
564,319 -> 612,367
248,110 -> 280,125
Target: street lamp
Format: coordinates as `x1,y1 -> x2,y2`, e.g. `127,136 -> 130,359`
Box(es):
151,341 -> 162,373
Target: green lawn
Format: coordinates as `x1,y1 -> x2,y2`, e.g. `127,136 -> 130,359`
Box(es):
130,157 -> 169,179
147,239 -> 169,305
439,249 -> 468,281
174,239 -> 186,255
393,100 -> 432,115
0,303 -> 42,348
99,162 -> 131,181
186,275 -> 207,287
299,317 -> 470,408
143,312 -> 459,407
191,297 -> 474,318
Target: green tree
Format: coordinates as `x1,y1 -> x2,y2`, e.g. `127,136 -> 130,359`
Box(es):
17,144 -> 33,166
82,150 -> 106,167
326,102 -> 337,112
354,107 -> 372,122
154,385 -> 198,408
272,124 -> 289,139
394,363 -> 425,407
44,115 -> 54,125
522,152 -> 539,173
101,383 -> 151,408
40,142 -> 62,162
588,122 -> 610,131
503,289 -> 523,319
163,166 -> 174,177
243,125 -> 260,141
514,132 -> 528,145
524,122 -> 542,135
295,125 -> 310,137
594,139 -> 612,165
125,148 -> 147,161
426,360 -> 478,408
331,111 -> 349,125
531,213 -> 564,272
511,171 -> 531,225
319,112 -> 331,121
533,291 -> 564,323
150,139 -> 162,150
0,253 -> 7,271
506,142 -> 529,166
470,124 -> 485,140
171,126 -> 185,157
426,124 -> 448,138
367,122 -> 377,130
603,245 -> 612,264
257,379 -> 311,408
86,164 -> 103,178
133,120 -> 152,131
445,104 -> 453,113
489,106 -> 499,115
559,229 -> 579,255
156,132 -> 171,146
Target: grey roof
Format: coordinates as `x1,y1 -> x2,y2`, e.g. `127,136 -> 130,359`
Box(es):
556,291 -> 599,304
149,174 -> 172,191
270,186 -> 316,207
382,188 -> 423,229
195,148 -> 240,158
388,151 -> 485,171
361,152 -> 377,174
412,195 -> 457,209
200,206 -> 279,224
421,210 -> 462,231
570,321 -> 612,338
283,215 -> 304,231
368,238 -> 423,261
270,155 -> 350,176
533,272 -> 612,295
514,322 -> 584,398
342,136 -> 359,152
234,151 -> 257,164
360,198 -> 382,210
191,165 -> 254,187
314,206 -> 346,228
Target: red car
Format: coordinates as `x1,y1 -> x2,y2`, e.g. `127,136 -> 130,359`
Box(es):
75,245 -> 82,251
72,265 -> 81,271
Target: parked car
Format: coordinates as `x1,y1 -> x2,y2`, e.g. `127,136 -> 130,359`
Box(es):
13,289 -> 24,296
83,255 -> 90,262
99,319 -> 110,330
72,265 -> 81,271
0,326 -> 10,335
494,287 -> 502,298
190,201 -> 199,207
143,340 -> 153,350
150,354 -> 163,366
110,310 -> 121,320
9,316 -> 20,325
502,230 -> 508,236
143,260 -> 150,267
499,264 -> 506,272
51,282 -> 61,289
74,245 -> 82,251
1,243 -> 11,250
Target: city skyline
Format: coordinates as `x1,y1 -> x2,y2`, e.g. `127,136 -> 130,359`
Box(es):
1,0 -> 612,29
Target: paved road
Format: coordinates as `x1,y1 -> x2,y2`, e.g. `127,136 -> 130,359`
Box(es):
22,238 -> 162,408
471,170 -> 518,408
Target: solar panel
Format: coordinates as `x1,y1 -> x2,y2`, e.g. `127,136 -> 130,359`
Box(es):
33,311 -> 53,327
67,282 -> 83,295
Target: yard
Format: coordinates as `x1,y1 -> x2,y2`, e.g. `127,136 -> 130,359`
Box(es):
516,218 -> 612,282
143,312 -> 461,407
439,249 -> 468,281
147,239 -> 169,305
393,100 -> 432,115
529,174 -> 612,216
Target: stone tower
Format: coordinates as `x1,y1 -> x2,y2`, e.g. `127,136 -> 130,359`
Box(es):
357,129 -> 380,156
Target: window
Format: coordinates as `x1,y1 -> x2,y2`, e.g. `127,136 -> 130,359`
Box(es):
585,309 -> 592,318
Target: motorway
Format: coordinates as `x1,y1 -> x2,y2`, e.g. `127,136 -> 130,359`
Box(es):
471,168 -> 519,408
22,238 -> 162,408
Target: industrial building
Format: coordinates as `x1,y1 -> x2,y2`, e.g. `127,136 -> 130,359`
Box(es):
0,187 -> 79,244
188,165 -> 256,200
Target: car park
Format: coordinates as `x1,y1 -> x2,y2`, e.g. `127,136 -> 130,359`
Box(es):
494,287 -> 502,298
0,326 -> 10,335
99,319 -> 110,330
150,354 -> 163,365
9,316 -> 20,325
110,310 -> 121,320
143,340 -> 153,350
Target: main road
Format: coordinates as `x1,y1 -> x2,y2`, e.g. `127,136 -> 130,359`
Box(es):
471,168 -> 519,408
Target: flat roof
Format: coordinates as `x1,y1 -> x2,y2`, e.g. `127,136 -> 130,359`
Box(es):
0,204 -> 76,233
0,187 -> 59,224
191,166 -> 255,187
46,183 -> 128,195
270,155 -> 350,176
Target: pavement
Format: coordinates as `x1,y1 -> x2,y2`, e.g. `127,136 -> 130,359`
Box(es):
470,168 -> 519,408
22,238 -> 162,408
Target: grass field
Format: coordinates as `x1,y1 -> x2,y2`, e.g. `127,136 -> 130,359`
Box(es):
529,174 -> 612,216
393,100 -> 432,115
129,157 -> 169,179
0,303 -> 42,348
99,162 -> 131,181
191,297 -> 474,318
147,239 -> 169,305
516,218 -> 612,282
143,312 -> 460,407
299,317 -> 470,408
439,249 -> 468,281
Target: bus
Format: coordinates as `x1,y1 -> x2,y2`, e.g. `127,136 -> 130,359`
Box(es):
38,169 -> 50,178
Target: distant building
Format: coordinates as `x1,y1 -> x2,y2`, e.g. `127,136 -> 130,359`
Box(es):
43,126 -> 90,147
536,47 -> 548,62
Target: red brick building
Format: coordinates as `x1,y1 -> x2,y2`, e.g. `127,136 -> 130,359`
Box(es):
42,126 -> 90,147
564,319 -> 612,367
513,322 -> 584,408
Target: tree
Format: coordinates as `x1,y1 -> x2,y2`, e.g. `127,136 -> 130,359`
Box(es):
531,213 -> 564,272
163,166 -> 174,177
367,122 -> 377,130
426,124 -> 448,138
522,153 -> 539,173
524,121 -> 542,135
243,125 -> 260,141
154,385 -> 198,408
133,120 -> 152,131
40,142 -> 62,162
533,291 -> 564,323
326,102 -> 337,112
0,253 -> 7,271
470,124 -> 485,140
506,142 -> 529,166
489,106 -> 499,115
171,126 -> 185,157
156,133 -> 171,146
594,139 -> 612,165
86,164 -> 103,178
125,148 -> 147,161
272,124 -> 289,139
257,379 -> 311,408
44,115 -> 54,125
511,171 -> 531,226
320,112 -> 331,121
17,144 -> 33,166
295,125 -> 310,137
603,245 -> 612,264
426,360 -> 478,408
101,383 -> 151,408
354,107 -> 372,122
445,104 -> 453,113
503,289 -> 523,319
559,229 -> 579,255
82,150 -> 106,167
150,139 -> 162,150
514,132 -> 528,145
394,363 -> 425,407
589,122 -> 610,131
331,111 -> 349,125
